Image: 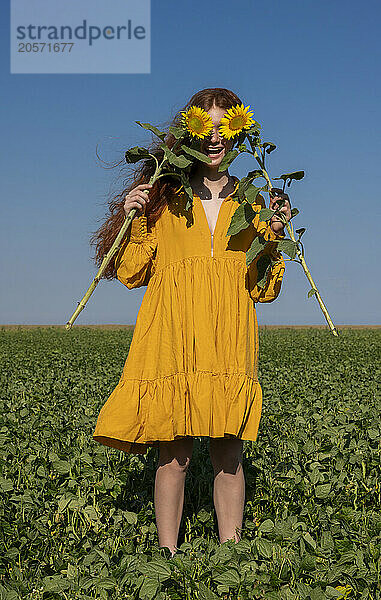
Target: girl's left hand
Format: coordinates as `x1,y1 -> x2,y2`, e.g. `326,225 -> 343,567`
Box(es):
269,188 -> 292,235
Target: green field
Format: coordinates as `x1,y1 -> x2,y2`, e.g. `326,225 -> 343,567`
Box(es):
0,328 -> 380,599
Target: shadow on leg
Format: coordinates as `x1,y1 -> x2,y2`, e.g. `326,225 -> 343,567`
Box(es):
154,436 -> 194,556
209,437 -> 244,544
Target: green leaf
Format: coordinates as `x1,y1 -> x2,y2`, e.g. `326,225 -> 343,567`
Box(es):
123,510 -> 138,524
291,208 -> 299,218
214,568 -> 241,588
308,288 -> 318,298
160,144 -> 192,169
197,508 -> 212,522
315,483 -> 332,498
198,582 -> 219,600
135,121 -> 166,141
300,554 -> 316,572
325,586 -> 343,598
259,207 -> 275,222
309,587 -> 325,600
236,172 -> 265,202
217,149 -> 239,172
237,176 -> 251,200
125,146 -> 152,164
0,589 -> 18,600
246,235 -> 267,266
256,254 -> 272,288
295,583 -> 313,597
273,171 -> 305,187
247,169 -> 265,180
227,203 -> 256,236
237,175 -> 259,200
258,519 -> 275,533
368,428 -> 379,440
235,130 -> 248,146
83,505 -> 100,522
139,576 -> 159,599
94,577 -> 117,591
245,122 -> 261,136
309,468 -> 321,485
245,185 -> 262,204
58,495 -> 73,512
168,125 -> 186,139
180,144 -> 212,164
277,239 -> 298,259
177,173 -> 194,209
140,559 -> 171,582
303,532 -> 317,549
321,531 -> 335,551
256,538 -> 273,558
52,459 -> 71,474
43,576 -> 71,592
263,142 -> 277,154
0,478 -> 13,492
296,227 -> 306,238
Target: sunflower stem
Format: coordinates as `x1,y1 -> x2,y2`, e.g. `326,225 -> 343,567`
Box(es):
65,141 -> 182,329
257,160 -> 338,337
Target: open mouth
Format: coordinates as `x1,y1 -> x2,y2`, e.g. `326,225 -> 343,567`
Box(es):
205,147 -> 224,159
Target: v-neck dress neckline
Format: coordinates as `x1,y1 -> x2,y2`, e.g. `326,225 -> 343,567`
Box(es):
193,177 -> 240,238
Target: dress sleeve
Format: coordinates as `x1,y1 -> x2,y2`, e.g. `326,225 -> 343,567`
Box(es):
247,194 -> 286,303
114,214 -> 157,289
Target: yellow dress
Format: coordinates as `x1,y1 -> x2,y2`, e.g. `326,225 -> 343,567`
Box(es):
93,179 -> 286,454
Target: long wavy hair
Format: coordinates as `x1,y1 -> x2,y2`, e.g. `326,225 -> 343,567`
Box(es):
90,87 -> 243,279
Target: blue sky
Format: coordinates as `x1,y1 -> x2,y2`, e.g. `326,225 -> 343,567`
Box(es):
1,0 -> 380,325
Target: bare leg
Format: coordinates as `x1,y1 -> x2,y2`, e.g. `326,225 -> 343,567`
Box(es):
154,437 -> 194,556
209,437 -> 245,544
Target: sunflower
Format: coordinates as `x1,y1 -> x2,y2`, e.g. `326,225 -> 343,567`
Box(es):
180,106 -> 214,139
219,103 -> 256,139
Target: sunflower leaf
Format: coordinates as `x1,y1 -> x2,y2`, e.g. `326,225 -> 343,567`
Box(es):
263,142 -> 277,154
256,255 -> 273,288
125,146 -> 152,164
180,145 -> 212,164
235,130 -> 248,147
296,227 -> 306,238
168,125 -> 187,140
247,169 -> 265,181
245,122 -> 261,136
159,144 -> 192,169
237,176 -> 253,200
259,207 -> 275,222
218,149 -> 240,172
135,121 -> 167,141
227,203 -> 257,236
181,177 -> 194,207
245,184 -> 262,204
277,239 -> 299,259
273,171 -> 305,187
246,235 -> 267,267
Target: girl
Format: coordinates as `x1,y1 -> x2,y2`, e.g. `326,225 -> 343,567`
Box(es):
92,88 -> 291,557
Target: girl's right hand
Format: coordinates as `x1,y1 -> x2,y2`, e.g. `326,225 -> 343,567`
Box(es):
123,183 -> 153,218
